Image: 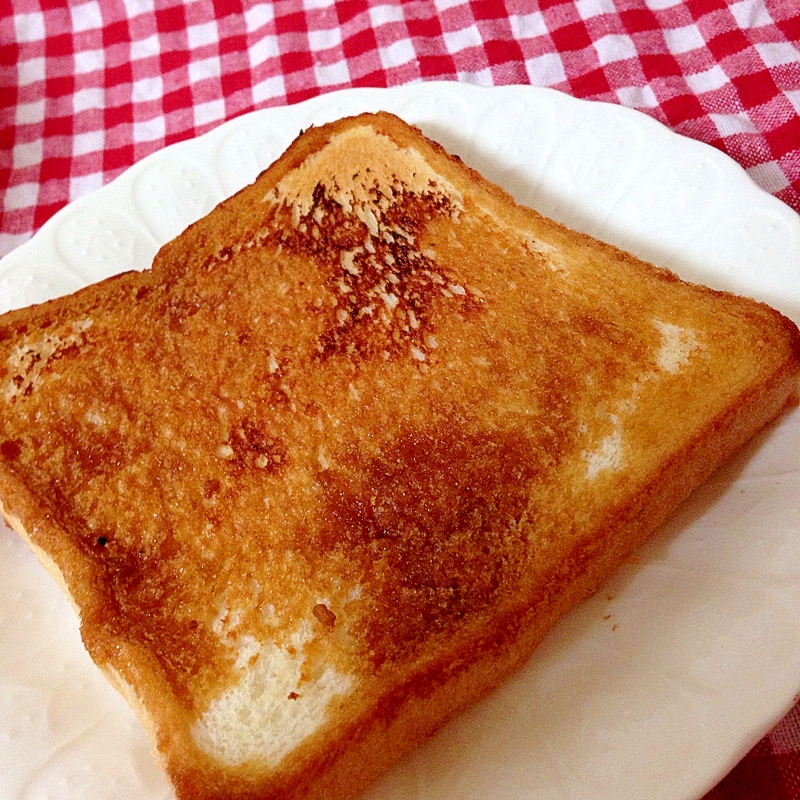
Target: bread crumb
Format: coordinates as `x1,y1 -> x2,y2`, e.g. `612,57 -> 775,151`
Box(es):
312,603 -> 336,629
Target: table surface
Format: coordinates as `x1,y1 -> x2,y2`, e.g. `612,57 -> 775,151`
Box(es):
1,2 -> 799,798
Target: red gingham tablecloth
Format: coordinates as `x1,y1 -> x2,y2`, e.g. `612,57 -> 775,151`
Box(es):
1,1 -> 799,798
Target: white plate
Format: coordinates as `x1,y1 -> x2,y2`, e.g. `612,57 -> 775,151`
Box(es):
1,83 -> 799,800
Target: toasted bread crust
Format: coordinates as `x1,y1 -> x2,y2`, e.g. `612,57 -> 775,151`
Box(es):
1,112 -> 799,800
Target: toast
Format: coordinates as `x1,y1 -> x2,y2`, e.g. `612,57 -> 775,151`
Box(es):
0,111 -> 798,800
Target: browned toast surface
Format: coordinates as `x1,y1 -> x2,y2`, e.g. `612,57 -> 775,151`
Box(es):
0,111 -> 798,800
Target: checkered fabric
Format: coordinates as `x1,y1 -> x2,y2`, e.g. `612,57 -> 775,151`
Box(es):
1,1 -> 799,797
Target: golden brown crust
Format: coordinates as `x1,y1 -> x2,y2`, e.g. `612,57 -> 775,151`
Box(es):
0,111 -> 799,800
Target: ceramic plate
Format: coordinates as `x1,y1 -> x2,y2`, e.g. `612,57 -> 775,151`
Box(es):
1,82 -> 799,800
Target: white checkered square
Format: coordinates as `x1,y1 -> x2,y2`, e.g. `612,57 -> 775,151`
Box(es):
69,173 -> 104,202
12,140 -> 43,170
686,64 -> 728,93
252,73 -> 285,105
73,87 -> 105,113
314,60 -> 350,87
249,34 -> 281,68
786,90 -> 800,116
369,4 -> 406,26
194,98 -> 226,128
2,183 -> 39,212
188,21 -> 218,50
244,4 -> 274,32
427,0 -> 464,9
74,48 -> 104,75
729,0 -> 773,30
131,33 -> 160,61
15,99 -> 45,125
525,51 -> 566,85
308,26 -> 342,52
617,84 -> 659,108
14,12 -> 45,42
443,24 -> 483,54
73,130 -> 104,157
122,0 -> 155,16
594,34 -> 637,65
133,115 -> 166,143
189,56 -> 222,84
132,76 -> 162,103
710,112 -> 759,137
663,24 -> 705,55
17,57 -> 45,86
575,0 -> 617,20
756,42 -> 800,69
378,38 -> 415,70
746,161 -> 789,194
71,1 -> 103,32
510,11 -> 548,40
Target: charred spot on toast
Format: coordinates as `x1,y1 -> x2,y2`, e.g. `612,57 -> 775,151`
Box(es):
263,179 -> 482,364
203,478 -> 221,499
316,422 -> 553,668
224,418 -> 288,473
0,438 -> 22,461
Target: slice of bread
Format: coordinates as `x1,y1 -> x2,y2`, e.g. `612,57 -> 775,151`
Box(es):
0,111 -> 798,800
